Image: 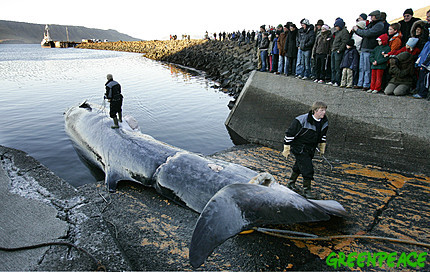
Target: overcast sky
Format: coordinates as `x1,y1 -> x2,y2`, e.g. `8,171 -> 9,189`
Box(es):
2,1 -> 428,40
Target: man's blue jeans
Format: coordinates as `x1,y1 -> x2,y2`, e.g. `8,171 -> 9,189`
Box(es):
296,49 -> 311,77
260,50 -> 268,72
357,51 -> 371,88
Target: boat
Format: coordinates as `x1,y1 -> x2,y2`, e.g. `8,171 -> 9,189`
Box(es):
41,24 -> 55,48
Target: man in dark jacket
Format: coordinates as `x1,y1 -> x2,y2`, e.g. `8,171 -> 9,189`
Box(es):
285,24 -> 299,75
295,19 -> 315,79
282,101 -> 328,199
259,32 -> 270,72
399,8 -> 420,46
353,10 -> 385,90
105,74 -> 123,129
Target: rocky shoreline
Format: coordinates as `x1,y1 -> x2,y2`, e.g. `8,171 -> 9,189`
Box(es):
77,40 -> 257,96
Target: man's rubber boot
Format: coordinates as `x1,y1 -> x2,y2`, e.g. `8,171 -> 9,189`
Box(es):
287,172 -> 299,191
118,112 -> 123,123
303,179 -> 316,199
111,117 -> 119,129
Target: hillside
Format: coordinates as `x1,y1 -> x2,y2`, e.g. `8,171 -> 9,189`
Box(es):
0,20 -> 141,44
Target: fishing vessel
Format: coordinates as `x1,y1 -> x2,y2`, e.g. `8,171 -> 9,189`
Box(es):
41,24 -> 55,48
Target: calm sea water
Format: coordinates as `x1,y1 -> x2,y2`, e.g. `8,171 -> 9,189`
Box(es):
0,44 -> 234,187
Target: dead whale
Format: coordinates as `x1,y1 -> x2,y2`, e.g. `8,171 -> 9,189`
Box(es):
64,101 -> 347,268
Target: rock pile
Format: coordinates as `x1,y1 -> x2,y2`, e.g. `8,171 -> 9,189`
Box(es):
78,40 -> 257,96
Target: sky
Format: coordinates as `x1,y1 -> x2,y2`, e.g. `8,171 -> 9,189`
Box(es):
2,0 -> 429,40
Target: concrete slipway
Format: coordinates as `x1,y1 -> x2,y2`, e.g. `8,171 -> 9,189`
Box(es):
0,73 -> 429,271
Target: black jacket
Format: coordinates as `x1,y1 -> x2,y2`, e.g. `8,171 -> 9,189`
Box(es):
105,80 -> 123,101
355,20 -> 385,52
296,25 -> 315,51
284,111 -> 328,148
285,29 -> 298,58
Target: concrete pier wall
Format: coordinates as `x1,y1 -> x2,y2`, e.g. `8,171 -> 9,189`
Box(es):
226,71 -> 430,175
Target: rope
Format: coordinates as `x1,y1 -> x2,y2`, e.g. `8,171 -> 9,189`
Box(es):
255,227 -> 430,249
0,241 -> 106,271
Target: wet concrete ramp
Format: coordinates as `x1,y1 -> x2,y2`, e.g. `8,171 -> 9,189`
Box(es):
225,71 -> 430,175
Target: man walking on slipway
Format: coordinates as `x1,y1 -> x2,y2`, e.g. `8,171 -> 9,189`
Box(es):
104,74 -> 123,129
282,101 -> 328,199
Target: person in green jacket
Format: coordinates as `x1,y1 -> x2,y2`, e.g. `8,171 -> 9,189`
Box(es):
369,33 -> 390,93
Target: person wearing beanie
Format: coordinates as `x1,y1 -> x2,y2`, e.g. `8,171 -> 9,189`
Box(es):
353,10 -> 385,91
328,18 -> 349,87
368,34 -> 390,93
340,39 -> 359,88
357,13 -> 369,27
295,19 -> 315,80
399,8 -> 420,46
386,37 -> 421,57
315,19 -> 325,36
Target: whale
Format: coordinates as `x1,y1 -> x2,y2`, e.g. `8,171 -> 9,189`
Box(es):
64,101 -> 347,268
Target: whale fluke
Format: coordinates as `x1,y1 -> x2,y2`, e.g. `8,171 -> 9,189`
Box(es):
189,183 -> 333,268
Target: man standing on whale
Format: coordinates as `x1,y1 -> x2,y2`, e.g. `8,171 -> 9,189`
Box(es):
104,74 -> 123,129
282,101 -> 328,198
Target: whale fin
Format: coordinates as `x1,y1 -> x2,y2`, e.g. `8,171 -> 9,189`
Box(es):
308,199 -> 347,217
189,183 -> 338,268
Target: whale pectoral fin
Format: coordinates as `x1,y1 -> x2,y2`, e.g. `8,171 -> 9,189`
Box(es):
189,183 -> 334,268
308,199 -> 348,217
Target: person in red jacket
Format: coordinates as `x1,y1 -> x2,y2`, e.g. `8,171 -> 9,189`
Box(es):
385,37 -> 421,57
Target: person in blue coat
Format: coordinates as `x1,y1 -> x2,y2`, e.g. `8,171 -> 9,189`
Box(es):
413,37 -> 430,99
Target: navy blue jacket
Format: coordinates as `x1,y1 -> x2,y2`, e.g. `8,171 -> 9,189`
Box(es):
340,47 -> 359,71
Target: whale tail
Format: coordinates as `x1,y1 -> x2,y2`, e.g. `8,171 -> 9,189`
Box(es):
189,183 -> 346,268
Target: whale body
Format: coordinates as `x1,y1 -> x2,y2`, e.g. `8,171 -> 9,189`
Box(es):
64,101 -> 346,268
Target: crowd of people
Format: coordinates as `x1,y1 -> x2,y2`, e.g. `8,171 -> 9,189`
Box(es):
250,8 -> 430,99
207,8 -> 429,99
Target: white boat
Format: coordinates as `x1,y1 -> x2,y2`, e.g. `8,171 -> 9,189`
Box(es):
41,24 -> 55,48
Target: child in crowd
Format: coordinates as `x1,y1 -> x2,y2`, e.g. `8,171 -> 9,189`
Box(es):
388,23 -> 403,52
386,37 -> 421,57
340,39 -> 359,88
312,24 -> 332,83
369,34 -> 390,93
412,39 -> 430,99
384,52 -> 416,96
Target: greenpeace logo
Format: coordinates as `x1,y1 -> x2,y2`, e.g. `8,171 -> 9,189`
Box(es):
326,251 -> 428,269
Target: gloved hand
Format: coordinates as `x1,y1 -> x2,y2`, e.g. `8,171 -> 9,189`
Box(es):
318,143 -> 326,155
282,145 -> 291,158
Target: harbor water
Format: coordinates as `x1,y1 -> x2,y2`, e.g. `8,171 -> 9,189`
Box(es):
0,44 -> 234,187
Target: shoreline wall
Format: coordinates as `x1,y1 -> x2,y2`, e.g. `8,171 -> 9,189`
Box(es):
226,71 -> 430,175
78,40 -> 257,96
79,40 -> 430,175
